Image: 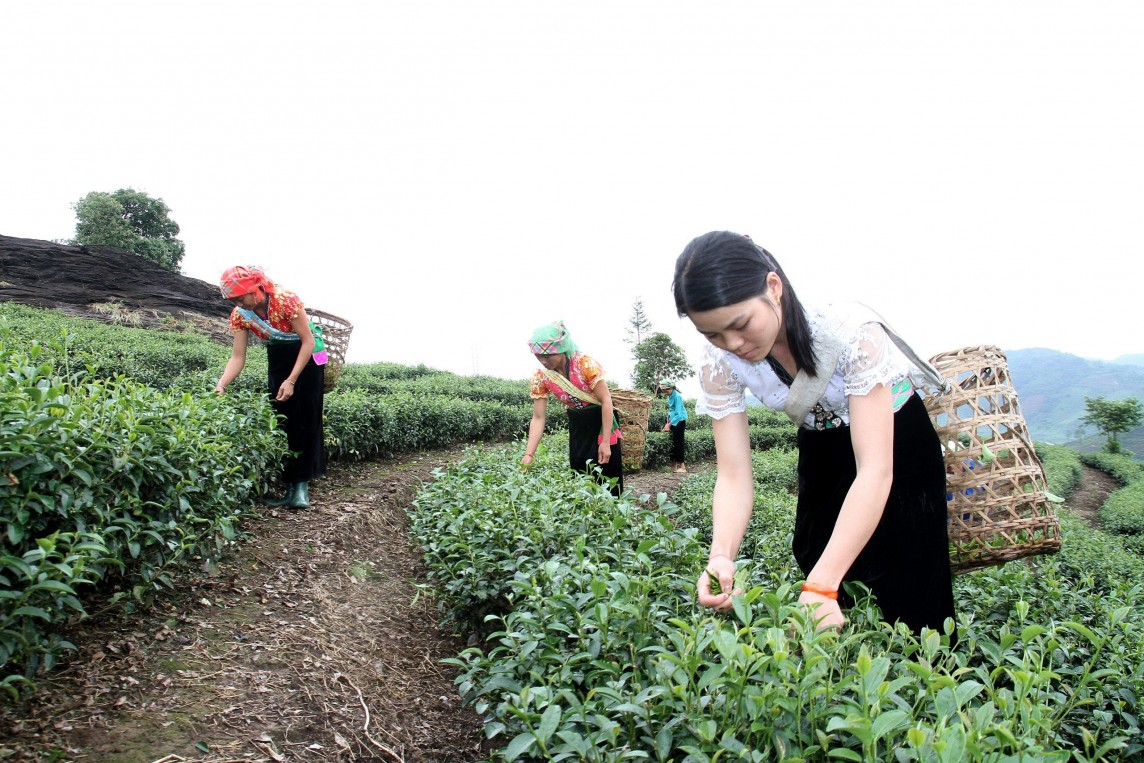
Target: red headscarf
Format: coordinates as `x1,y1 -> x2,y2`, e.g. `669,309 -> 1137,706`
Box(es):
219,265 -> 270,299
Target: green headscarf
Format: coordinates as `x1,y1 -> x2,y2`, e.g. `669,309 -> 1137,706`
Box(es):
528,320 -> 579,355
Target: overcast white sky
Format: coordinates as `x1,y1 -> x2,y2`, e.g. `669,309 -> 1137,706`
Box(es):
3,0 -> 1141,396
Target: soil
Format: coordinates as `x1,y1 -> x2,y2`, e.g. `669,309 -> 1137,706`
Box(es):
1065,464 -> 1121,530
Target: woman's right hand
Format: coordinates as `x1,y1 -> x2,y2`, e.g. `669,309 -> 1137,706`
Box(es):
662,422 -> 671,432
521,453 -> 534,467
214,381 -> 226,395
697,554 -> 738,611
798,590 -> 845,631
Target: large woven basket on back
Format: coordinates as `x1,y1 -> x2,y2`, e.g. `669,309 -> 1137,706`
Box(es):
922,346 -> 1061,574
610,388 -> 653,472
308,309 -> 353,393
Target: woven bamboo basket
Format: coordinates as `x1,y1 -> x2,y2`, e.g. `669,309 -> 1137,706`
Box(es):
921,346 -> 1061,574
610,388 -> 652,472
308,309 -> 353,393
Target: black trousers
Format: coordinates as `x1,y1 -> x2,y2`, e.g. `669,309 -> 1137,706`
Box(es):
791,394 -> 956,636
670,420 -> 687,463
566,405 -> 623,497
267,342 -> 327,484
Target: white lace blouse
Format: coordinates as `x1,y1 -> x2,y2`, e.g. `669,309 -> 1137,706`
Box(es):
695,305 -> 920,430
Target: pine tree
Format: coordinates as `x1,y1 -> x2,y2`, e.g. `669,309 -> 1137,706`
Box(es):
625,298 -> 653,346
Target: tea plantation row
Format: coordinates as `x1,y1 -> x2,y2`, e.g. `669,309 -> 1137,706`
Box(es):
411,445 -> 1144,761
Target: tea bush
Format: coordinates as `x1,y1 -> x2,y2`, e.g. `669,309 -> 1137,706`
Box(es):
670,449 -> 799,576
338,361 -> 443,382
412,447 -> 1143,761
642,426 -> 796,469
1037,443 -> 1083,499
1079,452 -> 1144,547
324,390 -> 532,460
1,306 -> 546,459
0,302 -> 258,392
0,341 -> 288,687
645,400 -> 790,433
340,368 -> 530,407
1100,483 -> 1144,538
1082,452 -> 1144,487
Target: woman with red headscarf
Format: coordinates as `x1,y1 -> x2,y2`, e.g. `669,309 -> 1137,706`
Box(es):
215,266 -> 327,508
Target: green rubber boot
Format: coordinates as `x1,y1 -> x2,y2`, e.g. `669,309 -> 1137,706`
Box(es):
286,481 -> 310,509
263,483 -> 298,507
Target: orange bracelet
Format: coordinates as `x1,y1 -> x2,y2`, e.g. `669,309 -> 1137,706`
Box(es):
800,581 -> 838,600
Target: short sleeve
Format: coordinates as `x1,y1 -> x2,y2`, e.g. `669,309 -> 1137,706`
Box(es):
694,344 -> 747,419
269,289 -> 303,331
529,370 -> 549,399
839,322 -> 912,397
577,353 -> 604,390
228,307 -> 246,333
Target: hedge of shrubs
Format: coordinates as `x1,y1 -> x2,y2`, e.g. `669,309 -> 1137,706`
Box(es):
641,425 -> 796,470
0,340 -> 287,695
1081,452 -> 1144,488
412,446 -> 1143,761
1035,443 -> 1084,499
1078,452 -> 1144,549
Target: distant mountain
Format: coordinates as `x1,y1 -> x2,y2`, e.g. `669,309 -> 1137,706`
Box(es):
1112,353 -> 1144,368
1006,348 -> 1144,455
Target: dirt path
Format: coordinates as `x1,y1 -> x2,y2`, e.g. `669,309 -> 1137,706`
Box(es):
0,454 -> 701,763
1065,464 -> 1120,529
1,450 -> 494,763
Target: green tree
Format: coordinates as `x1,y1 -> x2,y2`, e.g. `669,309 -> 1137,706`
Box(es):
1081,395 -> 1144,454
72,188 -> 186,272
625,298 -> 653,346
632,332 -> 694,392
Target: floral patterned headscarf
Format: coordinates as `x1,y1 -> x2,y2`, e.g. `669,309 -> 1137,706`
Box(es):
528,320 -> 578,355
219,265 -> 271,299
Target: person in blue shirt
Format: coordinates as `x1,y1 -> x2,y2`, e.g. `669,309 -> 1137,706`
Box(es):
660,379 -> 689,473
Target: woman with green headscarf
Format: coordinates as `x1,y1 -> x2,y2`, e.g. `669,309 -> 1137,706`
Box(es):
523,320 -> 624,496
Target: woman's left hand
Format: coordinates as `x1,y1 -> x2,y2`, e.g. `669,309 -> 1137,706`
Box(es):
798,591 -> 845,631
597,440 -> 610,465
276,379 -> 296,402
662,422 -> 670,432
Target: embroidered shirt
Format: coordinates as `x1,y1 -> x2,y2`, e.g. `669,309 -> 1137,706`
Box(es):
529,352 -> 606,410
228,285 -> 304,340
530,352 -> 621,444
696,305 -> 918,430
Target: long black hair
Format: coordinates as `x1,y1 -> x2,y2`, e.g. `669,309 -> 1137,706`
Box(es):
672,231 -> 818,376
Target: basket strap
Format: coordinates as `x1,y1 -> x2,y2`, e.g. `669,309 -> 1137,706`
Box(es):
784,302 -> 951,425
863,305 -> 950,395
543,369 -> 602,406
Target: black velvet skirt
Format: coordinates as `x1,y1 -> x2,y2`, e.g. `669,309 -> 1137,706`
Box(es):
267,342 -> 327,484
566,405 -> 623,497
792,393 -> 956,635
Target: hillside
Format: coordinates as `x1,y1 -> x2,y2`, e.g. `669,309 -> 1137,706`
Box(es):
0,232 -> 231,342
1007,347 -> 1144,455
